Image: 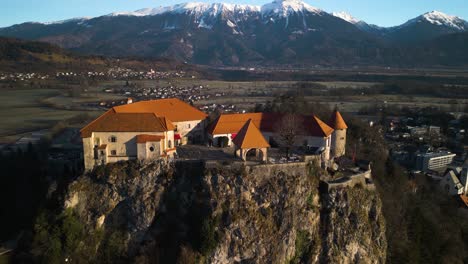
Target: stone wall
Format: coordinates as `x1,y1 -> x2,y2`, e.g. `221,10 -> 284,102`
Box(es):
323,170 -> 374,192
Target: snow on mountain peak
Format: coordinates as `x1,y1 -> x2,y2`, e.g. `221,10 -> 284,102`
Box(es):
332,11 -> 361,24
422,11 -> 466,29
108,2 -> 260,17
261,0 -> 322,17
404,10 -> 468,30
42,17 -> 91,25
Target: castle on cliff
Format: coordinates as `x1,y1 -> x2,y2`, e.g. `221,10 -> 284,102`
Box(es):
81,98 -> 347,170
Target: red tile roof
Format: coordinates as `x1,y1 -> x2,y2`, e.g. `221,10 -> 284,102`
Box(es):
233,119 -> 270,149
309,115 -> 334,137
328,110 -> 348,130
209,113 -> 334,138
209,113 -> 277,135
136,134 -> 165,143
80,109 -> 171,138
113,98 -> 207,122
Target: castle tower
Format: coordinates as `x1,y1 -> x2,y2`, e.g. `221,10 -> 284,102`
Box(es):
328,110 -> 348,158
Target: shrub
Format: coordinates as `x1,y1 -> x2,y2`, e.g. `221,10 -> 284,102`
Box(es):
199,214 -> 221,256
290,230 -> 310,264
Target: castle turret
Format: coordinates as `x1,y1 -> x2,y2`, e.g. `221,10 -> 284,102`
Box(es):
329,110 -> 348,158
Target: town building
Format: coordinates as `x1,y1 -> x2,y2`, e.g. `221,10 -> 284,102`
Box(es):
81,98 -> 207,170
415,151 -> 456,172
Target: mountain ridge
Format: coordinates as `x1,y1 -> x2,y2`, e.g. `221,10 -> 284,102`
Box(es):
0,0 -> 467,67
7,0 -> 466,31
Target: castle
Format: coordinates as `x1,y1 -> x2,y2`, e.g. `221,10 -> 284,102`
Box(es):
81,98 -> 347,170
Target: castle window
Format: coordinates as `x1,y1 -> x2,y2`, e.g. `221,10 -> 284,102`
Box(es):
149,146 -> 155,152
110,150 -> 117,156
187,124 -> 191,129
100,151 -> 105,155
340,137 -> 345,140
110,136 -> 117,143
168,140 -> 172,148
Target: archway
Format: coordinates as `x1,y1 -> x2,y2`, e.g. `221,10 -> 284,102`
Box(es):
245,148 -> 264,161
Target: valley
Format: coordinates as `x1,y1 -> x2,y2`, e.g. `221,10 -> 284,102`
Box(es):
1,69 -> 467,145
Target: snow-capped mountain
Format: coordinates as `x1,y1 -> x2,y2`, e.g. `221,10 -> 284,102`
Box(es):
106,1 -> 321,19
332,11 -> 383,33
261,0 -> 322,17
42,17 -> 91,25
383,10 -> 468,43
0,0 -> 467,67
404,11 -> 468,31
107,3 -> 261,18
332,12 -> 360,24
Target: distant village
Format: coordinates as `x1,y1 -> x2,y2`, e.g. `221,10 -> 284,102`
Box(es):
96,83 -> 239,114
0,67 -> 189,82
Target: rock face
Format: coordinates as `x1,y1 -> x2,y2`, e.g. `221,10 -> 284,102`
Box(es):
319,188 -> 387,263
63,160 -> 386,263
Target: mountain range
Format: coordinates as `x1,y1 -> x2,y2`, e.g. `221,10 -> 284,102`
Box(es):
1,0 -> 467,67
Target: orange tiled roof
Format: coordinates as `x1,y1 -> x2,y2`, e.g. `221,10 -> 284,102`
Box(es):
159,116 -> 175,131
309,115 -> 334,137
113,98 -> 207,122
328,110 -> 348,130
97,144 -> 107,149
80,109 -> 171,138
209,112 -> 334,138
233,119 -> 270,149
136,134 -> 165,143
209,113 -> 272,135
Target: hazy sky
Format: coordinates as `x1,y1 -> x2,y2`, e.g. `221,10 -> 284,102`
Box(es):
1,0 -> 467,28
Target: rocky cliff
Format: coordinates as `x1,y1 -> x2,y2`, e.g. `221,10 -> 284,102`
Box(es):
45,159 -> 386,263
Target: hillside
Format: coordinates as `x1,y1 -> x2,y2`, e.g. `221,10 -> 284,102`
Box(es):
0,37 -> 200,73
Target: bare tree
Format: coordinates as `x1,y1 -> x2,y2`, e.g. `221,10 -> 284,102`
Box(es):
275,114 -> 303,158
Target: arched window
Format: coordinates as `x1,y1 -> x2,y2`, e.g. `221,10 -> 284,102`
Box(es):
110,136 -> 117,143
168,140 -> 172,148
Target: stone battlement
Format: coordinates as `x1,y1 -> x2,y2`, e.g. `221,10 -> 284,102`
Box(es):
321,170 -> 375,192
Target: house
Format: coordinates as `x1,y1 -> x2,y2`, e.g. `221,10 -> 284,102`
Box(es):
110,98 -> 207,144
81,98 -> 207,170
207,111 -> 346,163
415,151 -> 456,172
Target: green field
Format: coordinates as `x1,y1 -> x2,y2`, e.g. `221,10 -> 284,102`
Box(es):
0,87 -> 110,143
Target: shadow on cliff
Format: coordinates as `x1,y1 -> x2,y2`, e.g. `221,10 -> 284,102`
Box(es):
134,160 -> 213,263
